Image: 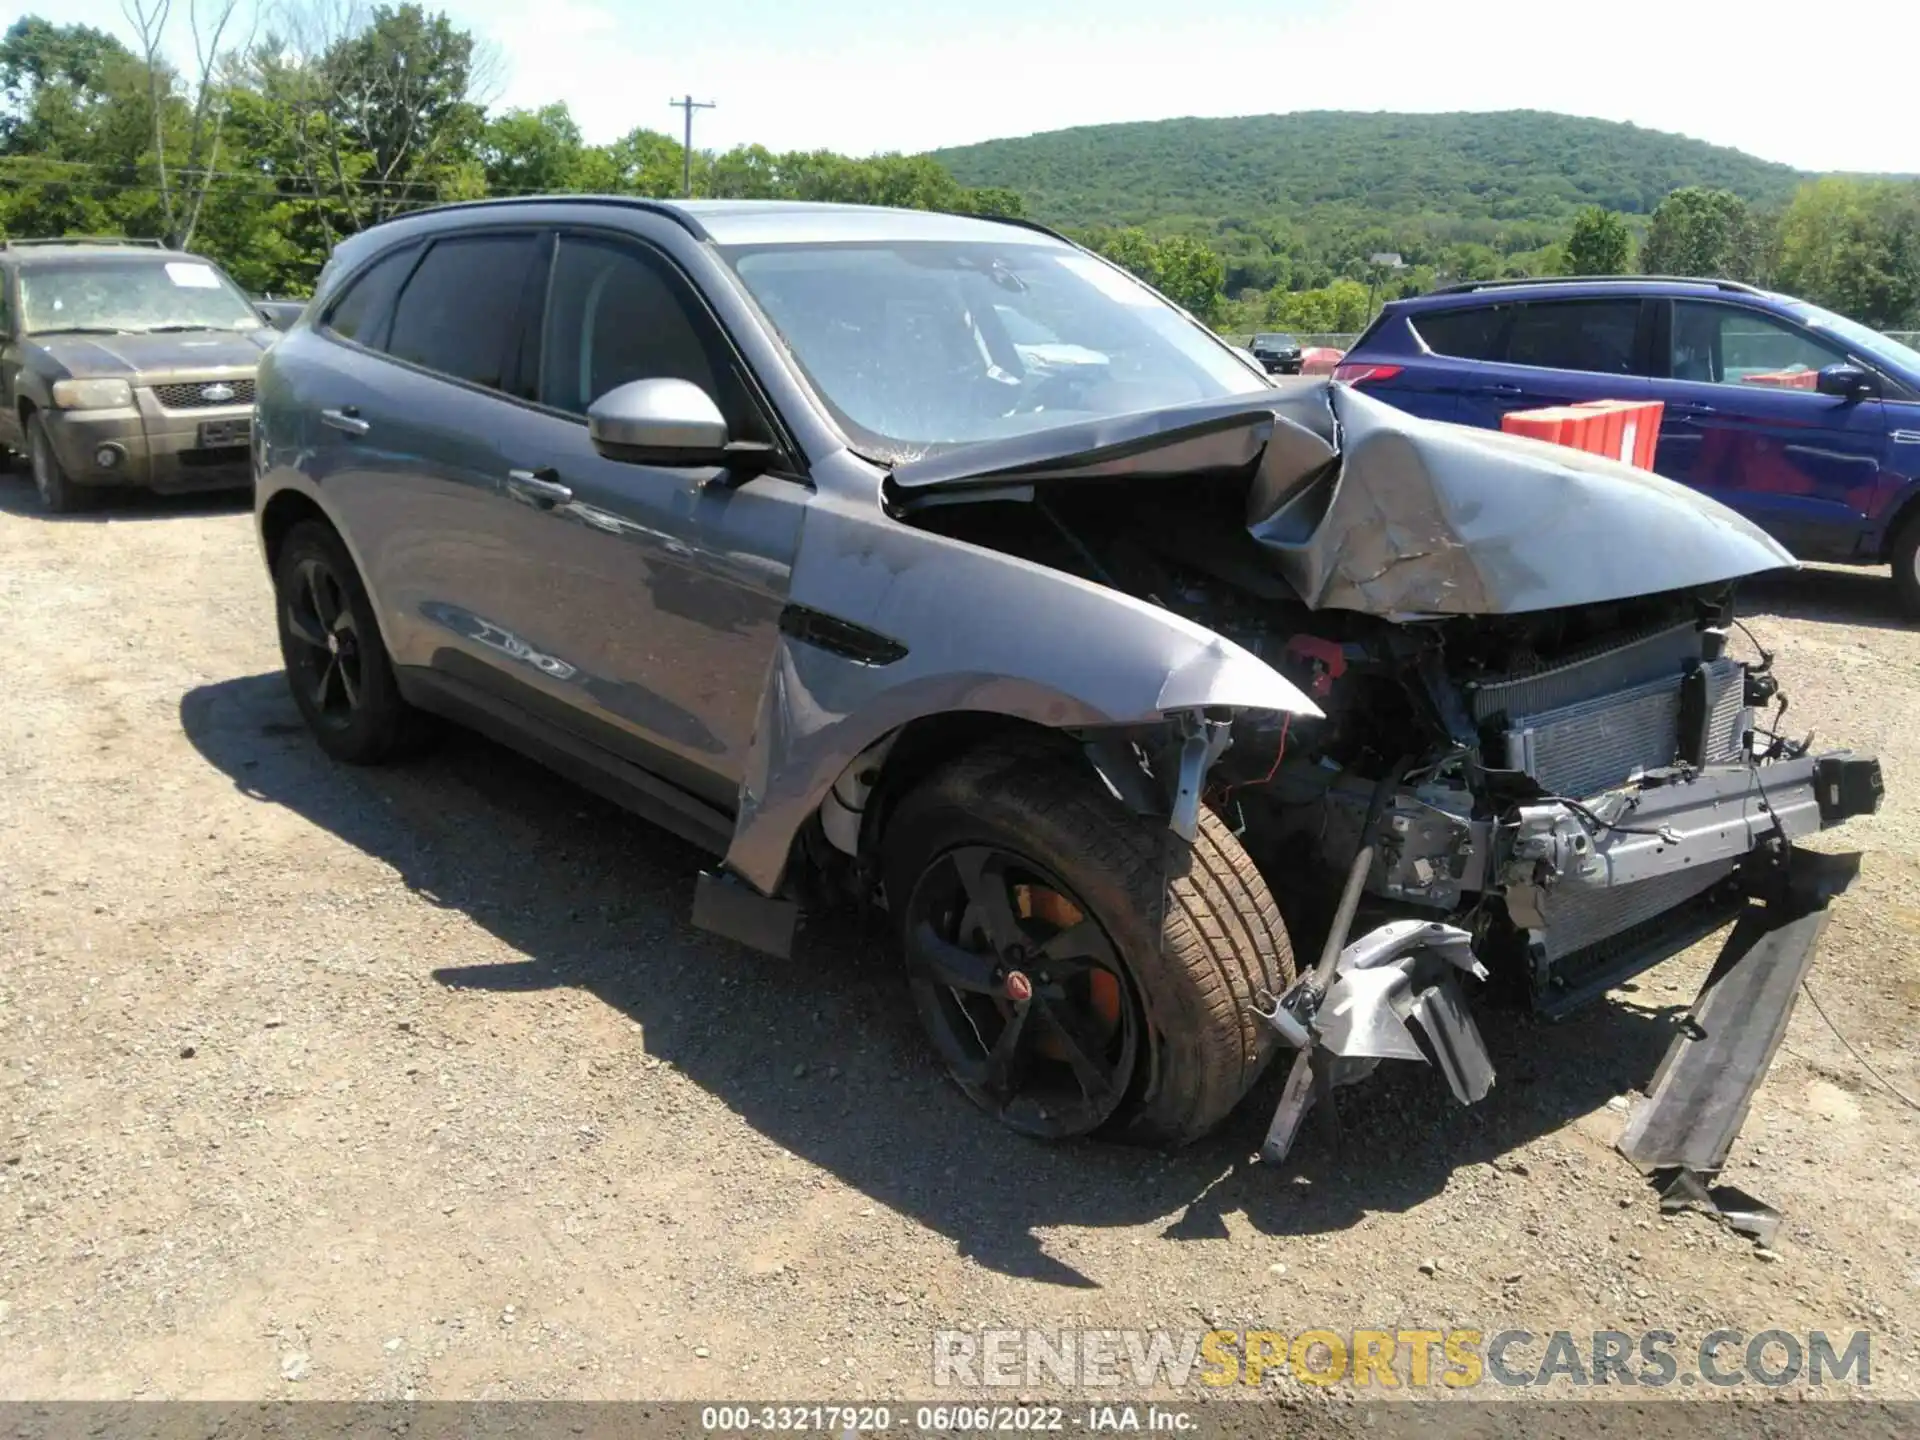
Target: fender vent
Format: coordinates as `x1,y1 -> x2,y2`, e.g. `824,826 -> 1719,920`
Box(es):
778,604 -> 908,666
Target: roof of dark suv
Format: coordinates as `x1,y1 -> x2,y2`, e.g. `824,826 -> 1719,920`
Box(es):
1418,274 -> 1772,301
1,238 -> 184,267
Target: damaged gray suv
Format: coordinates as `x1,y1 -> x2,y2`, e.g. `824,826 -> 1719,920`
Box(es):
254,199 -> 1883,1192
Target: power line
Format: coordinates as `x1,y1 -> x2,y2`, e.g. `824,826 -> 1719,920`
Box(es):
0,154 -> 690,200
0,154 -> 453,192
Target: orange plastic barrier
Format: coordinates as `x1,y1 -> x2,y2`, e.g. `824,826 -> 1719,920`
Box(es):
1500,399 -> 1664,470
1299,346 -> 1345,376
1739,369 -> 1819,390
1572,398 -> 1663,470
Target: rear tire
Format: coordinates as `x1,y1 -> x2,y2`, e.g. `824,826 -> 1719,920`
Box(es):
1891,510 -> 1920,619
274,519 -> 436,764
883,746 -> 1296,1147
27,412 -> 88,514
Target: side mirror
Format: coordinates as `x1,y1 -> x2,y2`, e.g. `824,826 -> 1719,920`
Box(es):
1816,364 -> 1878,400
587,377 -> 774,477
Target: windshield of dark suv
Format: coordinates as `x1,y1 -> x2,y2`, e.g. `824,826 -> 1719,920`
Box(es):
20,257 -> 263,336
721,240 -> 1266,458
1793,302 -> 1920,377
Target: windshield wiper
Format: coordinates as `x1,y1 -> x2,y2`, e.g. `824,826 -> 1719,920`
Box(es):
143,324 -> 239,333
26,326 -> 130,337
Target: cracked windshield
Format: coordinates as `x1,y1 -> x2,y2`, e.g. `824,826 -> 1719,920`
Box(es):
21,257 -> 264,335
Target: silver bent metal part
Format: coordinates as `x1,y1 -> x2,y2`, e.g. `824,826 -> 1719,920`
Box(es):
1256,919 -> 1494,1165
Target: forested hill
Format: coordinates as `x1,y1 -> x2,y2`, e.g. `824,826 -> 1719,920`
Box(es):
931,110 -> 1807,231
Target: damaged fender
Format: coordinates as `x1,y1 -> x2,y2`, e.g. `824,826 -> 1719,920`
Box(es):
720,485 -> 1322,897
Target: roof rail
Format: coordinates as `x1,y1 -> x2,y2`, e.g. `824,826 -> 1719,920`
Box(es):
1429,274 -> 1764,297
359,194 -> 712,241
0,235 -> 170,251
958,211 -> 1075,245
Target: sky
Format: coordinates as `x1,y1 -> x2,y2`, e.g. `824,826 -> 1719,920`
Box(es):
32,0 -> 1920,173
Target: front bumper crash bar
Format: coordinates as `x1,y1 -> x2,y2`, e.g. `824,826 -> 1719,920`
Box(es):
1616,848 -> 1863,1240
1257,846 -> 1865,1242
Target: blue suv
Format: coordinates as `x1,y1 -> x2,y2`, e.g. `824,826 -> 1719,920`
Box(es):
1336,276 -> 1920,613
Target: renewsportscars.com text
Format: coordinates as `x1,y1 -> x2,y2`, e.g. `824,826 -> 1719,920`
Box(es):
931,1327 -> 1872,1390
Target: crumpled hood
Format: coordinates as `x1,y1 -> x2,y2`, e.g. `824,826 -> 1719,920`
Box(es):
889,380 -> 1796,617
30,328 -> 271,380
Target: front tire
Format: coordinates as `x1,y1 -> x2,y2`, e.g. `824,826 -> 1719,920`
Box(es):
1891,509 -> 1920,619
26,412 -> 88,514
273,519 -> 434,764
883,746 -> 1296,1147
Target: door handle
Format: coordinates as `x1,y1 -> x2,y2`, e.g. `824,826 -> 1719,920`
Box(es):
320,406 -> 369,437
505,467 -> 573,508
1477,382 -> 1524,396
1671,402 -> 1718,419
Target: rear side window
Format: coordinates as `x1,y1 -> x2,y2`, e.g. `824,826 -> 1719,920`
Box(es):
386,233 -> 539,391
1504,299 -> 1643,375
1413,306 -> 1507,361
322,245 -> 417,347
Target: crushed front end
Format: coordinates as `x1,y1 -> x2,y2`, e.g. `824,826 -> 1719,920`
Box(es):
1226,587 -> 1883,1201
882,383 -> 1885,1201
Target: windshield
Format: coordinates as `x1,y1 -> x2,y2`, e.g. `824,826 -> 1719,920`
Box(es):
1794,303 -> 1920,376
20,257 -> 263,336
721,240 -> 1267,458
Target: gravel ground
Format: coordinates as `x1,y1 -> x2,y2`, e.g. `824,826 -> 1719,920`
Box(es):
1,481 -> 1917,1404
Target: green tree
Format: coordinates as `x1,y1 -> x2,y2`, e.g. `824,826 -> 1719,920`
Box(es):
1641,186 -> 1762,281
1087,226 -> 1162,287
1565,206 -> 1631,274
1152,234 -> 1225,320
0,18 -> 151,239
599,126 -> 685,196
482,103 -> 590,195
1266,278 -> 1370,333
1774,177 -> 1920,328
315,3 -> 489,226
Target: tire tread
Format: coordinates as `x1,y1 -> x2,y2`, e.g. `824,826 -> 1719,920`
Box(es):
885,745 -> 1296,1147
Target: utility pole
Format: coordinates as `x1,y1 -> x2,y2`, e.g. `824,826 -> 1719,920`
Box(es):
669,95 -> 715,198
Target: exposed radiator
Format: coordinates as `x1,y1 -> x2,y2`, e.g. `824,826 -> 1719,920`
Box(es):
1536,859 -> 1738,962
1501,657 -> 1747,799
1465,618 -> 1749,800
1469,621 -> 1705,723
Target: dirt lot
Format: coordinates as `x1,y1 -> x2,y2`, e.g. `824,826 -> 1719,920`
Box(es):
2,481 -> 1918,1405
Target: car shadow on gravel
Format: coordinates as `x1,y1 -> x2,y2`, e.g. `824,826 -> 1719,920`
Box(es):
0,476 -> 251,523
1737,563 -> 1909,633
182,671 -> 1691,1289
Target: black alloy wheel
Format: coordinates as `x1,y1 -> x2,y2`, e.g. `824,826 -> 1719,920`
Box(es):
283,554 -> 365,731
902,843 -> 1140,1139
272,518 -> 433,765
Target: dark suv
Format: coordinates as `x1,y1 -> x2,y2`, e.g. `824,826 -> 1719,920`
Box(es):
1336,276 -> 1920,612
1249,332 -> 1303,374
0,238 -> 273,511
250,199 -> 1881,1173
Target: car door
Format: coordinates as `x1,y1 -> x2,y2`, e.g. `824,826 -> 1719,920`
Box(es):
1653,300 -> 1888,561
1447,296 -> 1657,430
1392,302 -> 1512,421
467,226 -> 808,812
298,227 -> 552,689
0,266 -> 23,451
